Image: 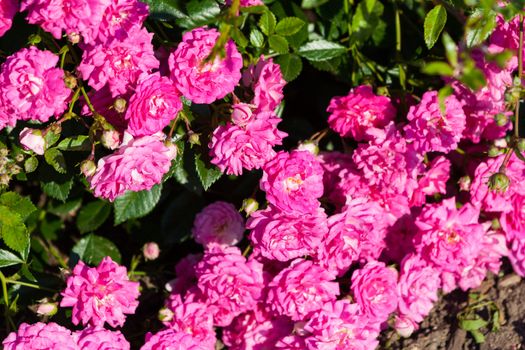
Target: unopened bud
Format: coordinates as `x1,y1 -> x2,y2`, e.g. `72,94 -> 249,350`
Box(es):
9,164 -> 21,175
164,140 -> 178,160
491,218 -> 501,230
394,315 -> 416,338
28,34 -> 42,45
488,172 -> 510,193
158,308 -> 174,322
64,73 -> 77,90
143,242 -> 160,261
495,113 -> 509,127
80,160 -> 97,178
518,138 -> 525,152
242,198 -> 259,216
231,103 -> 254,126
19,128 -> 47,155
68,32 -> 80,44
49,123 -> 62,135
101,129 -> 121,150
297,141 -> 319,155
494,138 -> 507,148
14,153 -> 24,163
488,146 -> 503,157
188,131 -> 200,146
36,302 -> 58,316
458,175 -> 471,192
114,98 -> 127,113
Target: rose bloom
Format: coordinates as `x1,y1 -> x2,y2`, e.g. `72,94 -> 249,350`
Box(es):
266,259 -> 339,321
79,27 -> 158,96
0,0 -> 17,37
141,329 -> 210,350
21,0 -> 110,44
2,322 -> 78,350
410,156 -> 451,206
260,150 -> 324,214
75,327 -> 130,350
304,300 -> 381,350
96,0 -> 148,43
0,47 -> 70,127
404,90 -> 466,154
60,256 -> 140,327
164,294 -> 216,347
125,73 -> 182,137
317,198 -> 389,276
89,134 -> 176,201
82,86 -> 130,131
501,193 -> 525,240
242,57 -> 286,113
470,153 -> 525,213
222,305 -> 293,350
395,254 -> 440,336
275,336 -> 308,349
19,128 -> 46,155
167,253 -> 202,295
351,260 -> 398,323
192,201 -> 245,247
231,103 -> 255,126
195,245 -> 264,326
413,197 -> 486,293
209,113 -> 287,176
169,27 -> 242,104
248,206 -> 328,261
326,85 -> 396,141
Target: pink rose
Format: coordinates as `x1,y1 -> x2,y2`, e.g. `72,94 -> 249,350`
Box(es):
192,201 -> 245,247
266,259 -> 339,321
0,0 -> 17,37
3,322 -> 78,350
125,73 -> 182,137
19,128 -> 46,155
89,134 -> 175,201
142,242 -> 160,261
351,260 -> 399,323
60,256 -> 140,327
141,329 -> 208,350
169,27 -> 242,104
242,57 -> 286,113
231,103 -> 255,126
75,327 -> 130,350
327,85 -> 396,141
260,150 -> 324,214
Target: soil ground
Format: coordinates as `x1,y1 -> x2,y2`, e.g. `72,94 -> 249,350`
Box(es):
384,262 -> 525,350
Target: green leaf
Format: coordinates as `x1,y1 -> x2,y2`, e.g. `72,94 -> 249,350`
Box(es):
442,32 -> 458,67
421,61 -> 454,76
424,5 -> 447,49
76,201 -> 111,234
56,136 -> 90,152
113,185 -> 162,225
461,65 -> 487,91
470,329 -> 486,344
250,28 -> 265,48
24,156 -> 38,173
275,53 -> 303,81
240,5 -> 266,14
298,40 -> 346,61
0,206 -> 29,254
48,198 -> 82,216
275,17 -> 305,36
231,27 -> 248,48
0,249 -> 23,268
0,192 -> 36,221
301,0 -> 329,9
269,35 -> 289,54
71,234 -> 121,266
465,9 -> 497,48
351,0 -> 384,45
195,154 -> 222,191
459,318 -> 489,331
177,0 -> 220,29
259,10 -> 276,36
44,148 -> 67,174
142,0 -> 186,21
41,176 -> 73,202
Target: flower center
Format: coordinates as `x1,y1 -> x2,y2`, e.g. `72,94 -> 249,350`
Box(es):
284,174 -> 303,192
148,95 -> 168,115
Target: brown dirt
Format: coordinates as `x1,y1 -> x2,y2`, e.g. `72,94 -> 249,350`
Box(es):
384,264 -> 525,350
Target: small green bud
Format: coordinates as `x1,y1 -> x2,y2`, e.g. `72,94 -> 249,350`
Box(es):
517,138 -> 525,152
36,302 -> 58,316
14,153 -> 24,163
114,98 -> 127,113
494,114 -> 509,127
188,131 -> 201,146
297,141 -> 319,155
158,308 -> 174,322
64,73 -> 77,89
80,160 -> 97,178
242,198 -> 259,216
488,172 -> 510,193
491,218 -> 501,230
488,146 -> 503,157
28,34 -> 42,45
458,175 -> 471,192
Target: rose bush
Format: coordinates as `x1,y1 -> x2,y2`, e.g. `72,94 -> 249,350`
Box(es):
0,0 -> 524,349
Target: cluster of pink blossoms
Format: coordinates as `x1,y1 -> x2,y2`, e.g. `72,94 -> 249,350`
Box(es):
4,257 -> 137,350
